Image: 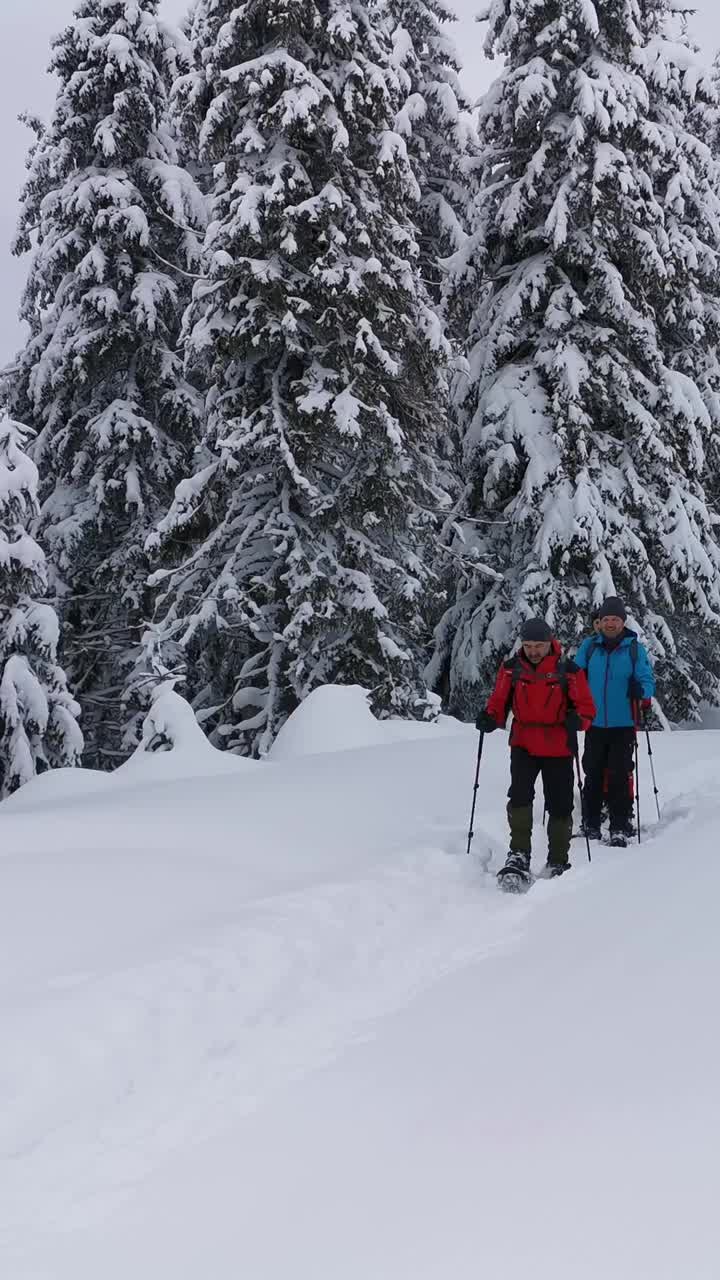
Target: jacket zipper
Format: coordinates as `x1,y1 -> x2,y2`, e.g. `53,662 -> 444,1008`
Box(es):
598,638 -> 631,726
516,673 -> 564,730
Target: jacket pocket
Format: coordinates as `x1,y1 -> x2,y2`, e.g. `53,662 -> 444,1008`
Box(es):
514,682 -> 565,727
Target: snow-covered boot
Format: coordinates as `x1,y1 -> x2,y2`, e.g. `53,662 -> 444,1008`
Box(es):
580,819 -> 602,841
497,849 -> 532,893
614,818 -> 635,839
607,829 -> 628,848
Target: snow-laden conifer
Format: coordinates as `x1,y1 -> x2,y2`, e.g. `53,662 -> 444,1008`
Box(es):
6,0 -> 206,765
0,416 -> 83,795
430,0 -> 720,721
149,0 -> 450,756
385,0 -> 475,319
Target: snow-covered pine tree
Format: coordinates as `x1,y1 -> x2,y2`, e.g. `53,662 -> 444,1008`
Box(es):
148,0 -> 450,756
0,415 -> 83,796
384,0 -> 474,322
428,0 -> 720,722
5,0 -> 206,766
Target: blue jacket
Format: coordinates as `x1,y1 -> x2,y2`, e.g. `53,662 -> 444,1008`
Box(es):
574,629 -> 655,729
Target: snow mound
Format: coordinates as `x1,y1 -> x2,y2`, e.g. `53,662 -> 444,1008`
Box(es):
1,689 -> 257,812
269,685 -> 381,759
380,711 -> 468,744
0,765 -> 111,813
268,683 -> 465,761
118,686 -> 258,783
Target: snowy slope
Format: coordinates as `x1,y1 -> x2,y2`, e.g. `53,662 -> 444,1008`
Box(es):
1,694 -> 718,1279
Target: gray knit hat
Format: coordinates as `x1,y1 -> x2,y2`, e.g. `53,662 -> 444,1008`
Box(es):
598,596 -> 627,621
519,618 -> 553,642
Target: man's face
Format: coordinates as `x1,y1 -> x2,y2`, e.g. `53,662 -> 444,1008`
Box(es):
522,640 -> 552,663
599,615 -> 624,639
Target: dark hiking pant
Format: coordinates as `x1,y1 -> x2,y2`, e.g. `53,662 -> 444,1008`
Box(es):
582,727 -> 635,828
507,748 -> 574,865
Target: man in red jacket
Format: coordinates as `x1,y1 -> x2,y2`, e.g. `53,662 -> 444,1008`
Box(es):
476,618 -> 596,886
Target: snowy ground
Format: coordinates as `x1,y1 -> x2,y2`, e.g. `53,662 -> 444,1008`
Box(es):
2,687 -> 719,1278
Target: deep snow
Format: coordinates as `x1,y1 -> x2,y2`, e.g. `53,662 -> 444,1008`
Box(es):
1,687 -> 718,1278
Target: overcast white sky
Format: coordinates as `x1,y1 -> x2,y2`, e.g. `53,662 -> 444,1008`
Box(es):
1,0 -> 719,364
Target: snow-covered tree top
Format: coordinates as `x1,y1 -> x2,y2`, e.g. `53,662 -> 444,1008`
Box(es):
14,0 -> 203,261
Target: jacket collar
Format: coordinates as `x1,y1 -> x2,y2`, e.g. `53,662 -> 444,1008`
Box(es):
517,638 -> 562,671
592,626 -> 637,649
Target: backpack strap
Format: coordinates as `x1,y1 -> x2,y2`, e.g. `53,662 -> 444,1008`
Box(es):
509,655 -> 575,690
503,656 -> 519,721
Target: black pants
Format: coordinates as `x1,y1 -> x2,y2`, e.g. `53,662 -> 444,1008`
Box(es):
582,727 -> 635,826
509,747 -> 574,818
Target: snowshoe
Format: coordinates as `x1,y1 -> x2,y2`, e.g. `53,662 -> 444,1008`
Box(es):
574,822 -> 601,841
497,851 -> 533,894
605,817 -> 635,847
537,861 -> 571,880
606,830 -> 628,848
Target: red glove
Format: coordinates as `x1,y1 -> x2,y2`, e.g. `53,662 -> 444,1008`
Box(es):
634,698 -> 652,726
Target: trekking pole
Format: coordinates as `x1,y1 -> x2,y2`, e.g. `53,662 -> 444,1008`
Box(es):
466,732 -> 485,857
643,716 -> 661,821
634,731 -> 641,843
573,749 -> 591,864
632,704 -> 641,844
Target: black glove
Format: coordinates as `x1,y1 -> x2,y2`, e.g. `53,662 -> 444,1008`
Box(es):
565,710 -> 582,734
475,711 -> 498,733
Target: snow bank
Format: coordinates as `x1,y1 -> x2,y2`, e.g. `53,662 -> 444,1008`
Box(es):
3,721 -> 718,1280
2,686 -> 463,814
1,689 -> 257,813
268,683 -> 465,761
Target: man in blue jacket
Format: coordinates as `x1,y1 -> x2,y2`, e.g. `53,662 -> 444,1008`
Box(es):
574,597 -> 656,846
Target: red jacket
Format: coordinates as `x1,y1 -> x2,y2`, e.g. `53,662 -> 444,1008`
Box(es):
486,641 -> 596,758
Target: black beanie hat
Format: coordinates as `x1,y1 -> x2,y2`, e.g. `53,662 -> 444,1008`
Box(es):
598,596 -> 627,621
520,617 -> 553,642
